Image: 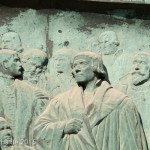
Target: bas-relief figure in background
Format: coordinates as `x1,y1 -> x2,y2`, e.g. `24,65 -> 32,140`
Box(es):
34,51 -> 148,150
97,31 -> 129,84
0,30 -> 148,150
1,32 -> 23,54
21,49 -> 53,118
98,31 -> 120,56
21,49 -> 54,95
0,50 -> 49,146
51,48 -> 77,96
117,52 -> 150,148
0,117 -> 34,150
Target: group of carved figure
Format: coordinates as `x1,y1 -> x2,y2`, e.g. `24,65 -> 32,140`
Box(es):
0,31 -> 149,150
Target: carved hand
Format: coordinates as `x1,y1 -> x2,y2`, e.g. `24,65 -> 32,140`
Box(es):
34,89 -> 50,115
34,89 -> 49,100
64,118 -> 83,134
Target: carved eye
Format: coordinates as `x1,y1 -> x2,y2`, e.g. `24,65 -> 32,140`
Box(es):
0,127 -> 4,131
73,64 -> 77,68
6,126 -> 11,130
80,62 -> 84,64
104,40 -> 108,43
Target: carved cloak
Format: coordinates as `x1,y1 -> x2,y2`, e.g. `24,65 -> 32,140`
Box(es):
0,79 -> 48,145
34,81 -> 148,150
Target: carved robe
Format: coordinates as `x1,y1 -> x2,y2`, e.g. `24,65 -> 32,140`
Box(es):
34,81 -> 148,150
51,73 -> 77,96
102,50 -> 131,85
116,76 -> 150,149
38,73 -> 51,91
0,79 -> 48,145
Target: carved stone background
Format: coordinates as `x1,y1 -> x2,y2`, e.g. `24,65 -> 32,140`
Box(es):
0,6 -> 149,149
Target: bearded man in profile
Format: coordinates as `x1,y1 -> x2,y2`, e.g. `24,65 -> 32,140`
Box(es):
0,49 -> 49,146
117,52 -> 150,148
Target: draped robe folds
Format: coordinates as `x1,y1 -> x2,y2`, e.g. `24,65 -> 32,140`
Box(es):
51,73 -> 77,97
0,79 -> 49,146
34,81 -> 148,150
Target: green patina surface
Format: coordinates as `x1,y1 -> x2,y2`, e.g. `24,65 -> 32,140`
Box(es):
0,7 -> 149,149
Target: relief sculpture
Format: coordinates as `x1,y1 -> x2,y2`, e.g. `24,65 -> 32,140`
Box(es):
0,8 -> 149,149
117,52 -> 150,148
1,32 -> 23,54
34,51 -> 148,150
0,50 -> 51,148
51,48 -> 77,96
98,31 -> 121,56
97,31 -> 129,84
22,49 -> 53,95
0,117 -> 34,149
21,49 -> 53,116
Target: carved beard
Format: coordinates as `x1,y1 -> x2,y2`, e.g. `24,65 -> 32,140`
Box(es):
132,71 -> 149,86
23,71 -> 39,84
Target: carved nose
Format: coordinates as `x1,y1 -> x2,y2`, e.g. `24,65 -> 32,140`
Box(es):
5,129 -> 11,135
6,132 -> 11,136
135,66 -> 139,70
75,69 -> 81,73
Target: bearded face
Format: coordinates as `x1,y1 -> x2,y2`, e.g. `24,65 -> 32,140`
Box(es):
132,71 -> 149,86
22,57 -> 44,84
131,55 -> 150,86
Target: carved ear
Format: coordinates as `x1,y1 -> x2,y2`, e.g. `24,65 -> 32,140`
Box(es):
3,60 -> 8,70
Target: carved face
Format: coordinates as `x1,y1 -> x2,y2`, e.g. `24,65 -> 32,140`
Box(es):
2,33 -> 22,53
132,55 -> 150,85
22,57 -> 44,79
5,54 -> 23,77
72,56 -> 95,84
99,32 -> 119,55
54,55 -> 71,73
0,121 -> 13,146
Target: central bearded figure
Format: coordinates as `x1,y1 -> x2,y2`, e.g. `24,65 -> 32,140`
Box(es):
34,51 -> 148,150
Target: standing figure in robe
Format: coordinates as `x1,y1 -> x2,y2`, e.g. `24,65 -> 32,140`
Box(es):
97,31 -> 130,85
51,48 -> 77,96
0,49 -> 49,146
116,52 -> 150,148
34,51 -> 148,150
22,48 -> 54,96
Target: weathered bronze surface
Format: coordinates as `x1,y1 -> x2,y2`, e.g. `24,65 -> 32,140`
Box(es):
0,5 -> 149,149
